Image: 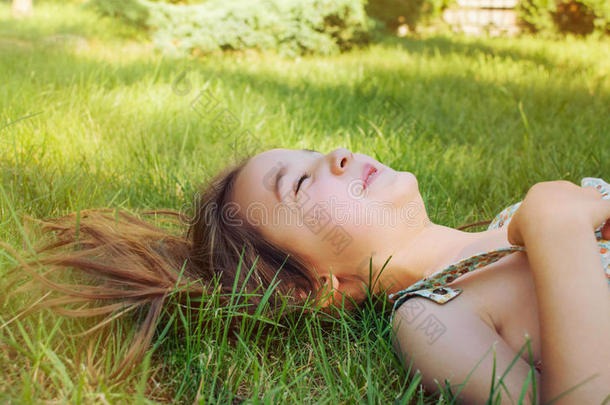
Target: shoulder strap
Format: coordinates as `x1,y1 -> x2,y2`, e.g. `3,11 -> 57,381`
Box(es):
390,246 -> 525,311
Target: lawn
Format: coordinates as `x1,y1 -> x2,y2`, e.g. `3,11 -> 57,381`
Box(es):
1,1 -> 609,404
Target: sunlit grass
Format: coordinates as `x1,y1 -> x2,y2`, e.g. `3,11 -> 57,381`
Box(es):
1,1 -> 609,403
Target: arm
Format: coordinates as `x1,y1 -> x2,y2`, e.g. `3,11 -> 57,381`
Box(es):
508,181 -> 610,404
393,296 -> 540,404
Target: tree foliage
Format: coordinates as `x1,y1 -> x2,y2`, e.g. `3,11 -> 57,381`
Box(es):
88,0 -> 373,56
518,0 -> 609,35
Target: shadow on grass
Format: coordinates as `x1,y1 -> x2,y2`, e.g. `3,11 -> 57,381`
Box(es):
2,24 -> 609,404
2,31 -> 607,217
10,37 -> 605,133
377,35 -> 590,73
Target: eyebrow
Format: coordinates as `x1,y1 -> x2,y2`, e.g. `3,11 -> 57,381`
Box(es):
273,149 -> 318,202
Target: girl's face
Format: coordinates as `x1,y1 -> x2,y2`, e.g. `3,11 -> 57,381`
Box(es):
232,148 -> 428,303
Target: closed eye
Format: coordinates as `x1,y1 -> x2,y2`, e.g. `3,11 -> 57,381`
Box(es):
295,173 -> 310,195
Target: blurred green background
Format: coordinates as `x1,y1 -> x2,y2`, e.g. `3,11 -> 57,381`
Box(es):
1,0 -> 608,403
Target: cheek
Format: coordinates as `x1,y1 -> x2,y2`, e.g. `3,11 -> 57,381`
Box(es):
287,191 -> 356,261
313,180 -> 346,201
298,175 -> 418,259
307,181 -> 376,234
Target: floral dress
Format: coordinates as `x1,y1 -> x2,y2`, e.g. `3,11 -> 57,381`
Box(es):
388,177 -> 610,374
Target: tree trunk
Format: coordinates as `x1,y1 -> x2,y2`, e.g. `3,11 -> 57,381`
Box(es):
12,0 -> 33,18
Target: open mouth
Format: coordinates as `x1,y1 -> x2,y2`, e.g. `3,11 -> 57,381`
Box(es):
362,164 -> 379,189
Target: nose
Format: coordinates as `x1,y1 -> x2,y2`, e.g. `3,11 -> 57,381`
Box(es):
327,148 -> 353,175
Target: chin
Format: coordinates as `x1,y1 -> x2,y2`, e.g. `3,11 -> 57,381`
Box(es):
366,169 -> 418,206
392,171 -> 419,203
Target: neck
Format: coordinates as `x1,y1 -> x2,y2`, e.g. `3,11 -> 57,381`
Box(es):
374,222 -> 508,294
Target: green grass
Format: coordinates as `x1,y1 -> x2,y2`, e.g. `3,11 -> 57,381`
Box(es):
1,1 -> 609,404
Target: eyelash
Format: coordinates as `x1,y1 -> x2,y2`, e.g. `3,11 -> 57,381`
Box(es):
295,173 -> 310,195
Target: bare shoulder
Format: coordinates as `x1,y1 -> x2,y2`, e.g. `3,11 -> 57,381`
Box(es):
445,250 -> 542,363
392,292 -> 481,358
392,295 -> 540,405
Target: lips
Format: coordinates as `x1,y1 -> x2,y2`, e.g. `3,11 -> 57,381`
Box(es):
362,163 -> 380,189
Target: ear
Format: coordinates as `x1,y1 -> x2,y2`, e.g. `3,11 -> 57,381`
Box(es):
317,273 -> 340,308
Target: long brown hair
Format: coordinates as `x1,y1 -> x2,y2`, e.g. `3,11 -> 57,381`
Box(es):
5,157 -> 316,379
5,157 -> 491,378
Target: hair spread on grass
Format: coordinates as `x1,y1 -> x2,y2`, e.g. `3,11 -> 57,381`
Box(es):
4,157 -> 317,379
3,155 -> 490,380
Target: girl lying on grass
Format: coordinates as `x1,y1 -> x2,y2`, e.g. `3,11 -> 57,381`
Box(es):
8,148 -> 610,404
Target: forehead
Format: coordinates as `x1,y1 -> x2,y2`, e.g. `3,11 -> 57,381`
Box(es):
232,148 -> 315,206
